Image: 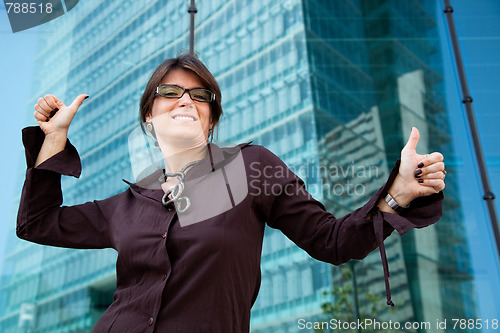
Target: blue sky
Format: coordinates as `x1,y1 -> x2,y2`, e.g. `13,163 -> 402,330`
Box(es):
0,6 -> 40,276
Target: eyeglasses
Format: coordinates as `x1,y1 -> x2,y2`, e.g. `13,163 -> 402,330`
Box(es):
156,84 -> 216,103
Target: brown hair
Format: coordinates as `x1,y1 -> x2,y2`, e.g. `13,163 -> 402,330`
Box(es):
140,53 -> 223,139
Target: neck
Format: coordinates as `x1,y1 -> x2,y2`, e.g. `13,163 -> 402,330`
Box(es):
160,142 -> 208,174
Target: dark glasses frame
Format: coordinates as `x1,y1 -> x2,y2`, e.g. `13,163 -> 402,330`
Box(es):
155,84 -> 216,103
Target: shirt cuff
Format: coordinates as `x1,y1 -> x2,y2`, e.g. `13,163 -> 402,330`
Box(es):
368,159 -> 444,307
354,159 -> 444,234
22,126 -> 82,178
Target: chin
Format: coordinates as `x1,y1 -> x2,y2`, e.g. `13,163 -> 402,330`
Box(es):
162,128 -> 207,146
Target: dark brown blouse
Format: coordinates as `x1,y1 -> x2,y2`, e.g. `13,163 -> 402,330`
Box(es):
17,126 -> 443,333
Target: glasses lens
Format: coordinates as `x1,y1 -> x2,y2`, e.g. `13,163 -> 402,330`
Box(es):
158,85 -> 183,98
190,89 -> 213,102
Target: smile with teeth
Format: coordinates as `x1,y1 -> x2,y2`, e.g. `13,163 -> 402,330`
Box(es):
171,114 -> 197,121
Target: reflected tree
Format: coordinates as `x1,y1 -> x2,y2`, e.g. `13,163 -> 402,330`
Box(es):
316,262 -> 399,333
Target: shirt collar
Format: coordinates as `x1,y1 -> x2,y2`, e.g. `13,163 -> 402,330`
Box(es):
122,142 -> 252,197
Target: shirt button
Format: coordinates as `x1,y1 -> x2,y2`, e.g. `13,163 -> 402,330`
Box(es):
148,317 -> 154,326
161,232 -> 167,239
161,274 -> 167,281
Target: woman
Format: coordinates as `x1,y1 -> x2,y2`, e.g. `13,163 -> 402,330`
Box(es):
18,53 -> 445,332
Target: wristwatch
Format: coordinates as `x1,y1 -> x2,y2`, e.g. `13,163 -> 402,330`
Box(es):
384,192 -> 410,213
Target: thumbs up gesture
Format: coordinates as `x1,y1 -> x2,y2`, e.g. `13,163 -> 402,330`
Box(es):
32,93 -> 89,167
389,127 -> 446,207
34,94 -> 89,136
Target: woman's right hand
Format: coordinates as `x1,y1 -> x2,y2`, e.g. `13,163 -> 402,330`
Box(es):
33,94 -> 89,167
34,94 -> 89,136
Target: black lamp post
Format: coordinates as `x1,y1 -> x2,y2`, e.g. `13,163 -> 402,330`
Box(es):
188,0 -> 197,54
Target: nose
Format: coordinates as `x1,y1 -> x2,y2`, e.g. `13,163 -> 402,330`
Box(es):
177,90 -> 194,107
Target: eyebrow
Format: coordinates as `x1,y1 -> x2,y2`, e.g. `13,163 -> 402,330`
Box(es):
161,84 -> 208,90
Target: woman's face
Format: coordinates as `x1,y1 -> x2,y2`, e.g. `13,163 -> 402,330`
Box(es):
147,68 -> 212,147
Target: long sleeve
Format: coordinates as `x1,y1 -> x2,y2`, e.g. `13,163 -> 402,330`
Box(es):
255,146 -> 443,305
16,126 -> 114,249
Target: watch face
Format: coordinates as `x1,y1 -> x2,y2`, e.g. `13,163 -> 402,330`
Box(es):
385,193 -> 401,212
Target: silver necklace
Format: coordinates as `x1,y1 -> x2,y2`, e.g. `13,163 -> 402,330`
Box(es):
161,160 -> 199,213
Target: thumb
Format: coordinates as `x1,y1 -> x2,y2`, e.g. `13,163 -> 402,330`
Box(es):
69,94 -> 89,110
403,127 -> 420,152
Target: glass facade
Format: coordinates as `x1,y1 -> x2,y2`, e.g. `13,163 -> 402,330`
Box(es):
1,0 -> 499,332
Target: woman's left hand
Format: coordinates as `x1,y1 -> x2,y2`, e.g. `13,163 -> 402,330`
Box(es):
388,127 -> 446,207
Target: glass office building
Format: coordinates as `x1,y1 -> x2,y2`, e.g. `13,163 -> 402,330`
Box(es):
1,0 -> 499,332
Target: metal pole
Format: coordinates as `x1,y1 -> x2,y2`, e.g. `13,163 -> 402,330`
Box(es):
188,0 -> 197,54
443,0 -> 500,260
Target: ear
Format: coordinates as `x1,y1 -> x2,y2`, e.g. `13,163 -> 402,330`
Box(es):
145,113 -> 152,123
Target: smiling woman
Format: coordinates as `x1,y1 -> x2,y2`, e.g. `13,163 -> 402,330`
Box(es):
139,54 -> 223,143
16,52 -> 446,332
146,68 -> 213,170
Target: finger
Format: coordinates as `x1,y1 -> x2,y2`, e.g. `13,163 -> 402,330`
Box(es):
34,104 -> 50,118
417,152 -> 444,168
43,94 -> 62,110
68,94 -> 89,111
421,171 -> 446,180
402,127 -> 420,153
36,97 -> 52,113
417,178 -> 445,191
34,110 -> 49,122
416,162 -> 445,176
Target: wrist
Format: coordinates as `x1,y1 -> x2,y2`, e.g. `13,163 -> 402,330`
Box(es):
384,192 -> 410,214
387,175 -> 414,207
44,130 -> 68,143
35,130 -> 68,168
